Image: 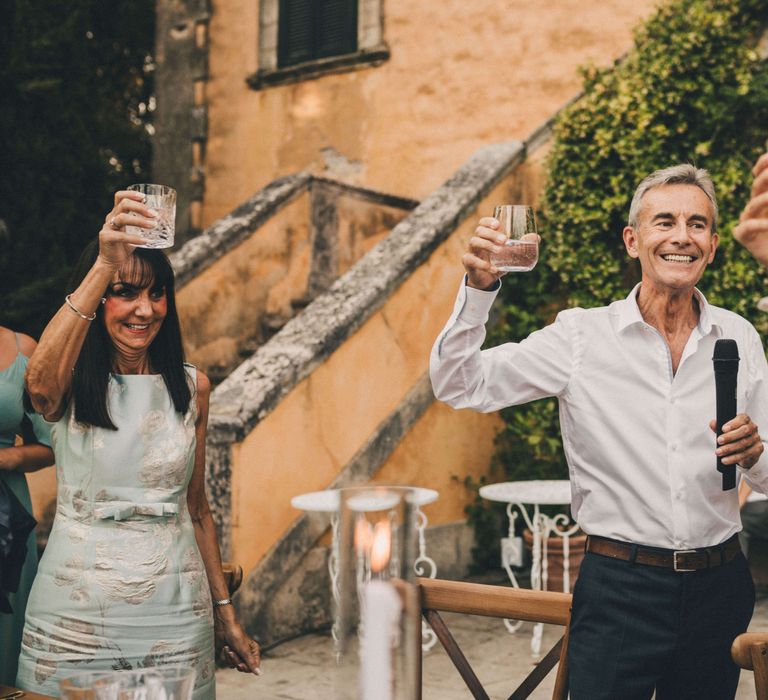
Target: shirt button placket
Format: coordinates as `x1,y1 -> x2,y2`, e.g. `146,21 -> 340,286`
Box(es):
667,390 -> 685,542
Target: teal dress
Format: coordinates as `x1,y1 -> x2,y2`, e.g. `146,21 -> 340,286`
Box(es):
0,343 -> 52,686
16,367 -> 215,699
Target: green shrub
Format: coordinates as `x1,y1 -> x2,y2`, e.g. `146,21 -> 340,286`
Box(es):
0,0 -> 154,336
467,0 -> 768,568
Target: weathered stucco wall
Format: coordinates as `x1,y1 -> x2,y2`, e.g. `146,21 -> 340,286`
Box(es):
177,192 -> 312,373
163,137 -> 553,642
174,178 -> 415,378
229,166 -> 530,574
202,0 -> 656,226
335,194 -> 407,275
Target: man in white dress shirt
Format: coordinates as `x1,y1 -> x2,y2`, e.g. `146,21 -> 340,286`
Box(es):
430,163 -> 768,700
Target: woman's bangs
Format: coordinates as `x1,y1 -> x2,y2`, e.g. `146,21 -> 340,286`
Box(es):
117,251 -> 173,292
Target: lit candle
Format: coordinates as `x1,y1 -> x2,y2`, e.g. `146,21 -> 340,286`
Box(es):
360,580 -> 402,700
369,520 -> 392,578
359,518 -> 400,700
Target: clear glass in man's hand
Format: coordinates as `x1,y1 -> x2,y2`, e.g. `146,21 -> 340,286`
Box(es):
489,205 -> 539,272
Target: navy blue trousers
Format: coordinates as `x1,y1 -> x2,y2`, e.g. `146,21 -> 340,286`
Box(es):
568,549 -> 755,700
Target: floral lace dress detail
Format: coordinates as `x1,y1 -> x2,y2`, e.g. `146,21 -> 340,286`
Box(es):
16,367 -> 214,699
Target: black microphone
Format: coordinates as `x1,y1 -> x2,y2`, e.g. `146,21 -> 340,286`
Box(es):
713,339 -> 740,491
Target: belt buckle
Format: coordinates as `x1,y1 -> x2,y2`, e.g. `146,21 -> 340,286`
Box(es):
673,549 -> 697,572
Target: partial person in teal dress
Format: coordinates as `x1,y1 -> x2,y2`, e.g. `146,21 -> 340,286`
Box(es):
17,190 -> 260,698
0,326 -> 54,686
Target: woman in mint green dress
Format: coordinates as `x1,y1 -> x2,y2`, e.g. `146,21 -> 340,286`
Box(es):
17,191 -> 261,698
0,327 -> 54,686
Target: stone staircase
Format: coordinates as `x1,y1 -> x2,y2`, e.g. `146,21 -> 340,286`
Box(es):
170,118 -> 555,645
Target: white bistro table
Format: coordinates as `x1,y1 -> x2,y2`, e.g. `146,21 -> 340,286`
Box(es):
479,479 -> 578,658
291,486 -> 440,650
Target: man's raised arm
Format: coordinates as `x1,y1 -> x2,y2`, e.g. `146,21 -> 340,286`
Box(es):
734,151 -> 768,267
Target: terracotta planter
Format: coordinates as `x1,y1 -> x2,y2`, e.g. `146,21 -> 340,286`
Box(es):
523,529 -> 587,593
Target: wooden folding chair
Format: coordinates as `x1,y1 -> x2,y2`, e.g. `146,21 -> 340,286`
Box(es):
732,632 -> 768,700
416,577 -> 572,700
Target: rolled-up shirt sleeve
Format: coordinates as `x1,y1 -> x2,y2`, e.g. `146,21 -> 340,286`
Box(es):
740,325 -> 768,494
429,277 -> 574,412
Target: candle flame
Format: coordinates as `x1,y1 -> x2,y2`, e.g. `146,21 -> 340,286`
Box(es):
354,517 -> 373,555
370,520 -> 392,574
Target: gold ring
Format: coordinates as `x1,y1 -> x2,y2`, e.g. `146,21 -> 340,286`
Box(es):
109,217 -> 119,230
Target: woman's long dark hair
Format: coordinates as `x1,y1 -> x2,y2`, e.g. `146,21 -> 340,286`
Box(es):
70,241 -> 192,429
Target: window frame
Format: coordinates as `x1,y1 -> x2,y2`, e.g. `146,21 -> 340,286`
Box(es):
249,0 -> 388,89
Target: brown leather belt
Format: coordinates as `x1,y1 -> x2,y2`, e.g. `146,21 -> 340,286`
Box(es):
585,534 -> 742,572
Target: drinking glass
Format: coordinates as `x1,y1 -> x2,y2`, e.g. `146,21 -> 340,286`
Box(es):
126,183 -> 176,249
60,671 -> 115,700
489,205 -> 539,272
61,667 -> 195,700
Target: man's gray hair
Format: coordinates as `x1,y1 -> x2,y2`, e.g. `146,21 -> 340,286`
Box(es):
627,164 -> 718,232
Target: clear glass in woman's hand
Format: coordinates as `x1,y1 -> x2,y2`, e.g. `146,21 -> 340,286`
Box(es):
126,183 -> 176,249
489,205 -> 539,272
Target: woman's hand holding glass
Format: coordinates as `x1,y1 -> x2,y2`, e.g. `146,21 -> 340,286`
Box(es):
98,191 -> 158,269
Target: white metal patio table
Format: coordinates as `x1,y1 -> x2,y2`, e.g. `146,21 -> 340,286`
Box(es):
479,479 -> 578,658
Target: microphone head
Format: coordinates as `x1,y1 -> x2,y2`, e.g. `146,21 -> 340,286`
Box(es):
713,338 -> 739,362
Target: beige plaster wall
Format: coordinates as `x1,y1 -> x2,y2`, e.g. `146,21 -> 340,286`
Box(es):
175,189 -> 413,375
230,172 -> 526,574
176,193 -> 312,373
370,401 -> 504,529
203,0 -> 657,226
335,195 -> 409,275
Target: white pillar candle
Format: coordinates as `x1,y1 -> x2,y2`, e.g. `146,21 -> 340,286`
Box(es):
360,580 -> 402,700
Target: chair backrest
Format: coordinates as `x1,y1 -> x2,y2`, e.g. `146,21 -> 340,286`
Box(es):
731,632 -> 768,699
416,577 -> 572,700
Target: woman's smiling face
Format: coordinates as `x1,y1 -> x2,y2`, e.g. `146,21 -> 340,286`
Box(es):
103,262 -> 168,358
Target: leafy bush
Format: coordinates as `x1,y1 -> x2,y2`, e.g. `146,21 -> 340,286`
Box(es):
467,0 -> 768,568
0,0 -> 154,336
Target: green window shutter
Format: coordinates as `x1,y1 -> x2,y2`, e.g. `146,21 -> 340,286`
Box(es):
316,0 -> 357,59
278,0 -> 315,67
278,0 -> 358,68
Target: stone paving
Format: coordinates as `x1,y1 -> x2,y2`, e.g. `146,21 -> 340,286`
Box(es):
217,588 -> 768,699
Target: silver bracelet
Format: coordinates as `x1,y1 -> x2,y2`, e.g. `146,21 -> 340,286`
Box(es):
213,597 -> 232,607
65,294 -> 103,321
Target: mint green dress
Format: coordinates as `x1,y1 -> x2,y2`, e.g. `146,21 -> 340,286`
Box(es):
0,343 -> 52,686
16,367 -> 215,699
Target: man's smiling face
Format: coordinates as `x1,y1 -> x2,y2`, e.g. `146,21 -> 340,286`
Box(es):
623,183 -> 718,294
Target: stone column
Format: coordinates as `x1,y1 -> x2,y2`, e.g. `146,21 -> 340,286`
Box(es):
154,0 -> 210,245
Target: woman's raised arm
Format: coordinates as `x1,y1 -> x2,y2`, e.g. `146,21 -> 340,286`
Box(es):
25,191 -> 154,420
